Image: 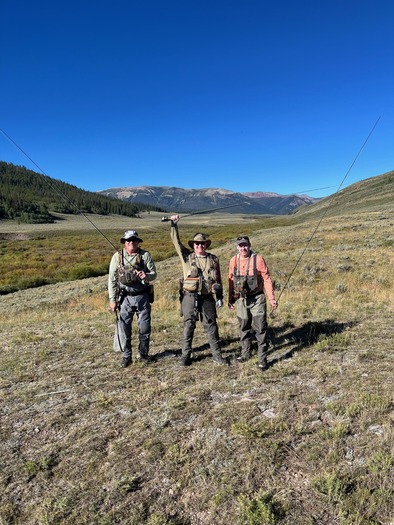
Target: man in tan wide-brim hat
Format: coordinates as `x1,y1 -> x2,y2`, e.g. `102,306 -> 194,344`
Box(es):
187,233 -> 211,249
169,215 -> 229,367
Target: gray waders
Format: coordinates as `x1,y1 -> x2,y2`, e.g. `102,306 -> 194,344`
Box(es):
116,293 -> 151,362
181,292 -> 225,364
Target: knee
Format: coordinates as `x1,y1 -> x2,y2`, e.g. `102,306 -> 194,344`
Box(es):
139,320 -> 151,335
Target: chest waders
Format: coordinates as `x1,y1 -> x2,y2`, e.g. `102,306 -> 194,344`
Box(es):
233,253 -> 260,299
179,254 -> 227,366
180,253 -> 218,319
233,254 -> 268,367
115,250 -> 151,364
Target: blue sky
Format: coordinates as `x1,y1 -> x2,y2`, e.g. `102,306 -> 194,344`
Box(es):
1,0 -> 393,198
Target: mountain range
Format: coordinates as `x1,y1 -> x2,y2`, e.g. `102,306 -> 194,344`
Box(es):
2,160 -> 392,223
0,161 -> 162,223
97,186 -> 320,215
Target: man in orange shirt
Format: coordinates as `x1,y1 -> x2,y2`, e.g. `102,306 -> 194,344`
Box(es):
228,235 -> 277,371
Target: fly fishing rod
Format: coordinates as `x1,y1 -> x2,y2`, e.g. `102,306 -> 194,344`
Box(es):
0,127 -> 120,252
274,116 -> 381,307
0,127 -> 151,356
0,131 -> 245,291
1,117 -> 381,308
161,203 -> 241,221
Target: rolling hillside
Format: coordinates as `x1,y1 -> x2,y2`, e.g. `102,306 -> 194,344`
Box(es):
0,161 -> 163,223
292,170 -> 394,219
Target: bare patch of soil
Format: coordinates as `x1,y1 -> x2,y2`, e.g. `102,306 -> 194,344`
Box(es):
0,233 -> 31,240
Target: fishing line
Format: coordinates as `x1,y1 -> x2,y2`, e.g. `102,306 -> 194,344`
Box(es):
275,116 -> 381,304
0,127 -> 153,356
0,118 -> 381,296
0,130 -> 242,249
0,127 -> 119,251
288,185 -> 337,195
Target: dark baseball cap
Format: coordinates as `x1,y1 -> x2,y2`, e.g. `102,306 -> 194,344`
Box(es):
236,236 -> 250,245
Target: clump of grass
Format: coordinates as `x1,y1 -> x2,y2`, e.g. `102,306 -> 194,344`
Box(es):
238,490 -> 281,525
312,470 -> 354,503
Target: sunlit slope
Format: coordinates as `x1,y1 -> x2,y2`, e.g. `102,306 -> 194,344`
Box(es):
292,170 -> 393,220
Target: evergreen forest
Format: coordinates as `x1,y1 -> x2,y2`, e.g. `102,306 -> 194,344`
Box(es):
0,161 -> 163,223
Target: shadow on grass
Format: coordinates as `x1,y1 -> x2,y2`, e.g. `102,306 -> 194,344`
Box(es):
152,319 -> 356,366
153,342 -> 212,362
151,348 -> 181,361
269,319 -> 357,365
152,339 -> 240,363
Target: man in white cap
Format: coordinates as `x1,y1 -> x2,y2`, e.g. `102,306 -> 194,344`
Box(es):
228,235 -> 277,371
170,215 -> 228,367
108,230 -> 157,368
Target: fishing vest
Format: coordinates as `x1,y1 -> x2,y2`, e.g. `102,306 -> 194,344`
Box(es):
116,250 -> 146,288
233,253 -> 260,296
182,252 -> 219,294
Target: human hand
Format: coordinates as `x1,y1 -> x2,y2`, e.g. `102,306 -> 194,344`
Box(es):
216,299 -> 223,308
170,214 -> 181,223
109,301 -> 117,312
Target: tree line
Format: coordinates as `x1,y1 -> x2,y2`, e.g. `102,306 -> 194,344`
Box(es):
0,161 -> 163,223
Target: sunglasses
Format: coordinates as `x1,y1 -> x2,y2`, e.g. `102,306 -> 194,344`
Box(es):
194,241 -> 206,246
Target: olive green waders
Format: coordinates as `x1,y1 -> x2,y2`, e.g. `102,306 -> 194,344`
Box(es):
235,292 -> 268,365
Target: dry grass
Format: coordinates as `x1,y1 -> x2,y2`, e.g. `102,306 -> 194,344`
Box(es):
1,209 -> 393,525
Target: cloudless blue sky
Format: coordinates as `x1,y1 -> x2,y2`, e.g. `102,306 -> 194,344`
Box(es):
1,0 -> 393,198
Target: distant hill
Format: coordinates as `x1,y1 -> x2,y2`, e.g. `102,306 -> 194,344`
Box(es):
97,186 -> 320,215
244,190 -> 318,215
291,170 -> 394,219
0,161 -> 163,223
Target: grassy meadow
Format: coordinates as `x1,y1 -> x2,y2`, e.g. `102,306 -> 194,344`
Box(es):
0,205 -> 393,524
0,211 -> 289,294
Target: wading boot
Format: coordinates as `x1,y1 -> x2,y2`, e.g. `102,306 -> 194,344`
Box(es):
212,353 -> 230,366
258,358 -> 268,372
236,343 -> 252,363
179,354 -> 192,367
236,353 -> 251,363
121,357 -> 132,368
139,336 -> 150,366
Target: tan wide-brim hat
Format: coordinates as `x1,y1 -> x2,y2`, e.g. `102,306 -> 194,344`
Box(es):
188,232 -> 211,249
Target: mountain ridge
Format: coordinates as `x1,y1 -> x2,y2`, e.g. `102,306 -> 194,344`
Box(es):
97,185 -> 320,215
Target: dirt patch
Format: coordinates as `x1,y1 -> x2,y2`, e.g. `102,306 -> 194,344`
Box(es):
0,233 -> 31,240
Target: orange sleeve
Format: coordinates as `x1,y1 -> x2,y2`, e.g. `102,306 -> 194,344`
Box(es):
256,255 -> 276,303
228,256 -> 236,301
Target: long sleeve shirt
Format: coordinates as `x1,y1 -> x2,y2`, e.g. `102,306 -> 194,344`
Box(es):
228,252 -> 275,304
108,248 -> 157,302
